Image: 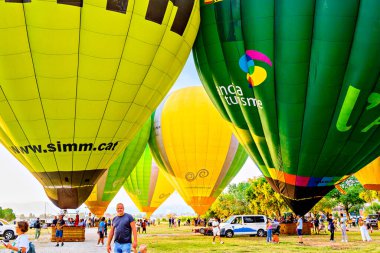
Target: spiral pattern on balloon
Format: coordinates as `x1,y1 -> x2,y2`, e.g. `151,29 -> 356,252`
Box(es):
159,193 -> 171,199
185,169 -> 209,182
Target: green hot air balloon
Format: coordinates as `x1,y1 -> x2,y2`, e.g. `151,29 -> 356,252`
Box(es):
124,146 -> 174,217
193,0 -> 380,215
0,0 -> 200,208
85,118 -> 151,217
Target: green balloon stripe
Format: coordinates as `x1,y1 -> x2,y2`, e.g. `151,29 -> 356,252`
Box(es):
311,1 -> 380,177
297,1 -> 359,177
101,117 -> 151,202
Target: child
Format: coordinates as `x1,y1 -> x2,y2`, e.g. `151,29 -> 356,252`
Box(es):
5,221 -> 30,253
266,220 -> 273,243
97,217 -> 106,246
133,244 -> 148,253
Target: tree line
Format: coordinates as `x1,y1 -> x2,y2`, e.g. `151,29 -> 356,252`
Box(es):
206,176 -> 380,219
0,207 -> 16,221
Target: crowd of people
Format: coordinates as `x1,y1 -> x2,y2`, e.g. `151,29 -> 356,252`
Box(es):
2,207 -> 377,253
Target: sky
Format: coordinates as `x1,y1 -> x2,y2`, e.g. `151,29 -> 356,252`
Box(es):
0,54 -> 262,216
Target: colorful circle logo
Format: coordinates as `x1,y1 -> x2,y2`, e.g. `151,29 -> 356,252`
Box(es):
239,50 -> 272,88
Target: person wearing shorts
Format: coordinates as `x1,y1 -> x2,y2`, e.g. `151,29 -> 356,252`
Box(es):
212,217 -> 223,245
54,215 -> 66,247
296,215 -> 303,244
97,217 -> 106,246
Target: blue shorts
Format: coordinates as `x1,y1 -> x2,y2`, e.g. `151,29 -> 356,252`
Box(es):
297,229 -> 302,236
56,230 -> 63,238
114,242 -> 131,253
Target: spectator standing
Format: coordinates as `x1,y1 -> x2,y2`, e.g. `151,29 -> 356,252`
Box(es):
340,213 -> 348,242
314,218 -> 320,235
359,218 -> 372,242
34,218 -> 41,240
87,218 -> 92,228
53,215 -> 66,247
136,220 -> 141,234
296,215 -> 303,244
97,217 -> 106,246
107,203 -> 137,253
142,220 -> 147,234
327,214 -> 335,242
266,219 -> 273,243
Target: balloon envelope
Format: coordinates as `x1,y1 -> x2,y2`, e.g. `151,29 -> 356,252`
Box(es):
355,157 -> 380,191
150,86 -> 248,215
85,118 -> 151,217
0,0 -> 200,208
124,147 -> 174,217
193,0 -> 380,214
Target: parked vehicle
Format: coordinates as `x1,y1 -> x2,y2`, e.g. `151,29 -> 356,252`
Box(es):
366,214 -> 379,228
220,215 -> 267,238
198,219 -> 215,236
0,219 -> 16,240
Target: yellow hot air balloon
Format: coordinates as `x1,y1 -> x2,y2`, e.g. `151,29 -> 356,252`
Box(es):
85,118 -> 151,217
0,0 -> 200,208
355,157 -> 380,191
124,147 -> 174,217
150,86 -> 248,215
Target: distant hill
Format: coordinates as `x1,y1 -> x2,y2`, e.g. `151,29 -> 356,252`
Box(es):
0,201 -> 60,217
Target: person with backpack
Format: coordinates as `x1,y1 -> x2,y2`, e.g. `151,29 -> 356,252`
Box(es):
4,221 -> 34,253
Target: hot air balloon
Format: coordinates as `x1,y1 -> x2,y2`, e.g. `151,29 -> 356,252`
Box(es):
192,0 -> 380,215
0,0 -> 200,208
85,118 -> 151,217
123,147 -> 174,217
355,157 -> 380,191
149,86 -> 248,215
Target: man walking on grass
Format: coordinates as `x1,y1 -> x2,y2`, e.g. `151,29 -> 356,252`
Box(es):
107,203 -> 137,253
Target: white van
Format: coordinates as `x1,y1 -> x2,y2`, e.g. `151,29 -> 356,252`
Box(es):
220,215 -> 267,238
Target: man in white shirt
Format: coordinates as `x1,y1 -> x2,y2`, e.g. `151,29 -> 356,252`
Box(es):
340,213 -> 348,242
211,217 -> 224,245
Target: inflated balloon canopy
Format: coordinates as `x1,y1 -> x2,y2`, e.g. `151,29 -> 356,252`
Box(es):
193,0 -> 380,215
124,146 -> 174,218
0,0 -> 200,208
149,86 -> 248,215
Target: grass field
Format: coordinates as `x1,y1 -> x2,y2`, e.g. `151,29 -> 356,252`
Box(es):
2,223 -> 379,253
137,223 -> 380,253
